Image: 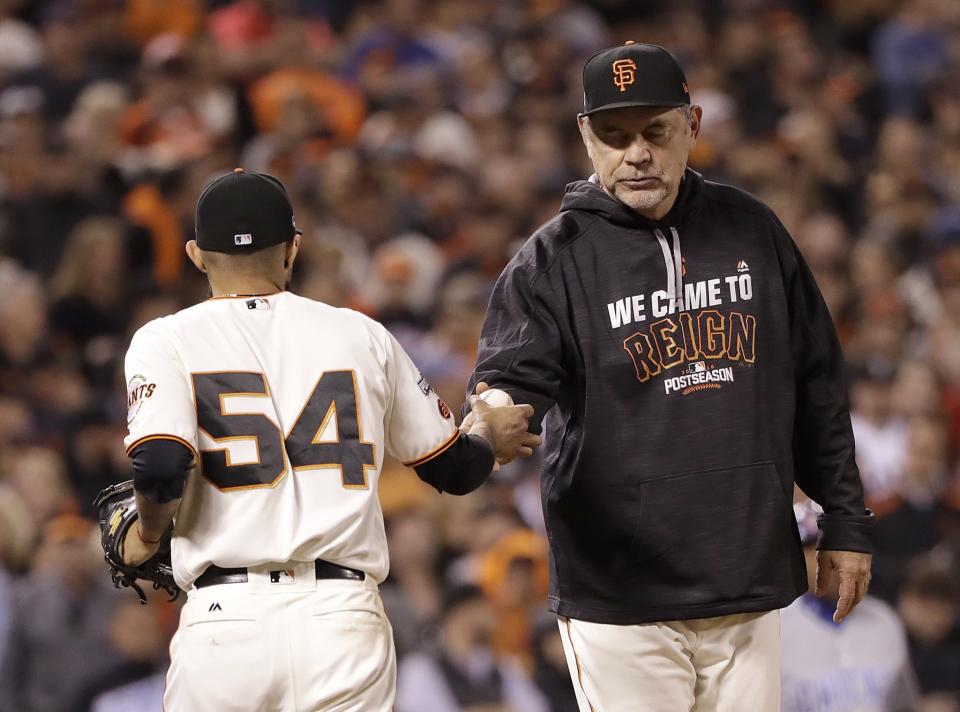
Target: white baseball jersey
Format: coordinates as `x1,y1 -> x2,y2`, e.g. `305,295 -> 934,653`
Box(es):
123,291 -> 458,589
780,594 -> 918,712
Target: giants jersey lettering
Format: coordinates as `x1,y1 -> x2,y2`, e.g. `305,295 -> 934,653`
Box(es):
123,292 -> 457,588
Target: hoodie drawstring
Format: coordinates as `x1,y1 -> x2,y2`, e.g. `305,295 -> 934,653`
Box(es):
654,228 -> 684,312
671,227 -> 684,311
653,228 -> 675,306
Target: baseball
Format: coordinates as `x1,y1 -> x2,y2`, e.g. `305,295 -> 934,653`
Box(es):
478,388 -> 514,407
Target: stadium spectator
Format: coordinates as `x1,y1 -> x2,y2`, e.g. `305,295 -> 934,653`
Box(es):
48,216 -> 130,349
382,504 -> 445,659
89,592 -> 180,712
396,584 -> 548,712
476,528 -> 549,659
780,500 -> 918,712
530,613 -> 579,712
849,358 -> 908,502
871,415 -> 955,601
897,552 -> 960,710
0,516 -> 124,712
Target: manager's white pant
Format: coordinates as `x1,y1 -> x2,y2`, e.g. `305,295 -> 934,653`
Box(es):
558,610 -> 780,712
164,561 -> 395,712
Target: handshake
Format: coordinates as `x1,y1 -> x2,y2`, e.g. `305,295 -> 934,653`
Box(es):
460,383 -> 542,467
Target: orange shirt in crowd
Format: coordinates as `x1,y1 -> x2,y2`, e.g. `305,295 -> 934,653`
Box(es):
247,67 -> 366,142
124,0 -> 203,44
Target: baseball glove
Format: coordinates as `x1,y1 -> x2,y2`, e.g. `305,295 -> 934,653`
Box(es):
94,480 -> 181,604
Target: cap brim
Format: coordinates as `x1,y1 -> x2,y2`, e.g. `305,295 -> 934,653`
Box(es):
579,100 -> 688,117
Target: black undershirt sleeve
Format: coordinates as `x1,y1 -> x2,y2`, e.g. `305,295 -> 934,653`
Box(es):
134,434 -> 493,501
413,433 -> 494,495
130,439 -> 193,503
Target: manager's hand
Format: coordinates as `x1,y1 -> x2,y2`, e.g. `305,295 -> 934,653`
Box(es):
466,382 -> 540,465
815,549 -> 872,623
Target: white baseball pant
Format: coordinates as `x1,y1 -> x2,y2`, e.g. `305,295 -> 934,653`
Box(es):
558,610 -> 780,712
163,561 -> 395,711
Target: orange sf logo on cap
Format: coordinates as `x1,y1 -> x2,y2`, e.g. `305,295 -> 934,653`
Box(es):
612,58 -> 637,92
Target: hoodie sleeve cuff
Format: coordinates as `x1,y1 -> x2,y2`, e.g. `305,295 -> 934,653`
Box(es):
816,510 -> 875,554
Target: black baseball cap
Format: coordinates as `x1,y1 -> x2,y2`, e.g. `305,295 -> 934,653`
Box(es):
195,168 -> 302,253
580,42 -> 690,117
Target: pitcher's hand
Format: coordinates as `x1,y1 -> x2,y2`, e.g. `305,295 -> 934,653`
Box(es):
121,521 -> 161,566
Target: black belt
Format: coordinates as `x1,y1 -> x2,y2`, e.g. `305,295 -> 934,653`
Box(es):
195,560 -> 365,588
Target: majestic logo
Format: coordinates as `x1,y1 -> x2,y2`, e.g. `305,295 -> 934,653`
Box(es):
127,374 -> 157,424
737,260 -> 749,273
234,233 -> 253,246
612,59 -> 637,92
208,602 -> 222,612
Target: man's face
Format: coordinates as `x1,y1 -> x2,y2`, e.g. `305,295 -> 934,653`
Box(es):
579,105 -> 701,219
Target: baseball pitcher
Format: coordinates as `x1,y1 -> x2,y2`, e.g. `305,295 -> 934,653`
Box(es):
107,169 -> 539,711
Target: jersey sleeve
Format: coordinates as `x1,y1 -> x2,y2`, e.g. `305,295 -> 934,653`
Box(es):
381,330 -> 459,467
123,320 -> 199,460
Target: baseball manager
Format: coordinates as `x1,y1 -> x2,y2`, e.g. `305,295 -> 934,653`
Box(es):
467,42 -> 874,711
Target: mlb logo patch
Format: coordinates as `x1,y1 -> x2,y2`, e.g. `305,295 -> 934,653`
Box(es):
234,233 -> 253,246
269,569 -> 295,584
246,298 -> 271,310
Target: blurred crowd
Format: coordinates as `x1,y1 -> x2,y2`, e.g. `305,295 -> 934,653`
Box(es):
0,0 -> 958,710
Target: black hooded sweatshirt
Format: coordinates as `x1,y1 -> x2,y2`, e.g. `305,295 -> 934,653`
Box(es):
467,169 -> 873,625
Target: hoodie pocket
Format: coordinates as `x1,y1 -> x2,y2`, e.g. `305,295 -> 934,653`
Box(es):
627,460 -> 792,608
